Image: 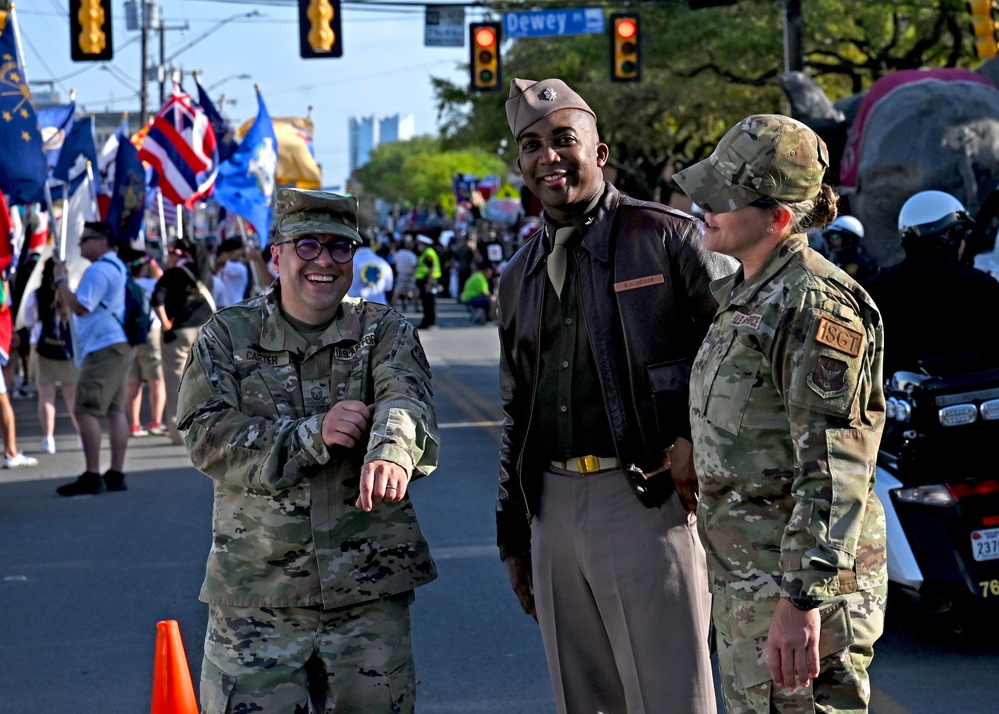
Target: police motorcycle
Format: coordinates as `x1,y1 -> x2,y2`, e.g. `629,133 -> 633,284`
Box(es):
877,357 -> 999,633
874,192 -> 999,634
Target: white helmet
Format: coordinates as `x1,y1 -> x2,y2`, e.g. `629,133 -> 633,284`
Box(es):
825,215 -> 864,240
897,190 -> 971,242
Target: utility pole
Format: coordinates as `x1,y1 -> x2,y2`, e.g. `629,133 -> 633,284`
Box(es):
159,19 -> 191,103
127,1 -> 160,125
140,20 -> 148,124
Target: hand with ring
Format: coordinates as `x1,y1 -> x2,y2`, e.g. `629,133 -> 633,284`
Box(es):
356,459 -> 409,511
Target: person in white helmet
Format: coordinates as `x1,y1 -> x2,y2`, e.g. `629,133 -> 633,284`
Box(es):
866,190 -> 999,375
823,215 -> 879,285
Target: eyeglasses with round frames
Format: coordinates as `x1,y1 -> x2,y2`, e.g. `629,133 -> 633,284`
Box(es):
272,237 -> 356,264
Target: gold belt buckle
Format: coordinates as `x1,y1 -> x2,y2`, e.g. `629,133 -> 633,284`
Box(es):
576,455 -> 600,474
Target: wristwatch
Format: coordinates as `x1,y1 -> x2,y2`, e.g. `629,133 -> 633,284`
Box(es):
786,595 -> 822,611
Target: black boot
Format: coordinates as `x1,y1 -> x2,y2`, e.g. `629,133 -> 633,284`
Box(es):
56,472 -> 105,497
103,469 -> 127,492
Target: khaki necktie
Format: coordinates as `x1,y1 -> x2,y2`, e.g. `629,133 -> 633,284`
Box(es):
547,226 -> 575,298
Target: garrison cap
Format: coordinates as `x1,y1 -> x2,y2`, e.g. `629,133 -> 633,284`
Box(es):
274,188 -> 363,245
505,78 -> 596,139
674,114 -> 830,213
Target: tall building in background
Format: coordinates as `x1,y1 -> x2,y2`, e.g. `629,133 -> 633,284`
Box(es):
348,113 -> 415,175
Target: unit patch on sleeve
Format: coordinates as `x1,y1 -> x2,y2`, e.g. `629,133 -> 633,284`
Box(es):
807,354 -> 849,399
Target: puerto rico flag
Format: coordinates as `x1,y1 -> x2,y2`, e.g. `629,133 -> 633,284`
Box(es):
138,83 -> 218,208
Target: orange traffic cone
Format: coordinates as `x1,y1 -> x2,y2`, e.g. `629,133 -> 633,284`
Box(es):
151,620 -> 198,714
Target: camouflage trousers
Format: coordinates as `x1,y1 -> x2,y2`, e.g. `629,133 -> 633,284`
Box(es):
200,591 -> 416,714
712,584 -> 887,714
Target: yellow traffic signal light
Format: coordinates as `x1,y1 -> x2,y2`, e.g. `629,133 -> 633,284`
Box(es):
969,0 -> 999,59
298,0 -> 343,59
611,14 -> 640,82
69,0 -> 113,62
470,22 -> 501,92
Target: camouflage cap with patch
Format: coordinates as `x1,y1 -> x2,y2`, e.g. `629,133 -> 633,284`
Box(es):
674,114 -> 830,213
274,188 -> 363,245
505,78 -> 596,139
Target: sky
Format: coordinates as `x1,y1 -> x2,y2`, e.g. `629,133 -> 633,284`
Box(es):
15,0 -> 486,192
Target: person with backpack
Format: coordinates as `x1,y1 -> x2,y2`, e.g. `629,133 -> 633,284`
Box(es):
122,250 -> 166,438
151,238 -> 216,445
51,221 -> 135,496
22,259 -> 81,454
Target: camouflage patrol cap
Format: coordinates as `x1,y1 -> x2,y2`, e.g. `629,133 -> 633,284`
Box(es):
674,114 -> 830,213
274,188 -> 363,245
505,78 -> 596,139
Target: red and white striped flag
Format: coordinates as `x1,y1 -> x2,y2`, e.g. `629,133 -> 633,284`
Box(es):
139,83 -> 218,209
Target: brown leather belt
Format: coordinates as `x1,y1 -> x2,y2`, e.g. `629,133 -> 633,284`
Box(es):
550,455 -> 620,474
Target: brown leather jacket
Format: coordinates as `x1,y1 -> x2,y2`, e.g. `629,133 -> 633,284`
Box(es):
496,183 -> 737,559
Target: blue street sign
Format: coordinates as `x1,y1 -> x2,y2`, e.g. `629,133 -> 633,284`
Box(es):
503,7 -> 605,39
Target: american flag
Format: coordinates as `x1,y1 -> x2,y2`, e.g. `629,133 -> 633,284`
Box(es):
139,83 -> 218,209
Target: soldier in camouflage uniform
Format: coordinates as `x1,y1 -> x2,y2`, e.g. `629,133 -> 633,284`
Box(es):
674,115 -> 887,714
177,189 -> 440,714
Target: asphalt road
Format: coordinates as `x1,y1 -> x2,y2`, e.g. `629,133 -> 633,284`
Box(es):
1,300 -> 997,713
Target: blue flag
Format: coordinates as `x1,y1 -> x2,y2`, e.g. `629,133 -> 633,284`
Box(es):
213,88 -> 277,245
196,77 -> 237,163
37,101 -> 75,172
107,129 -> 147,246
0,25 -> 47,204
51,116 -> 98,196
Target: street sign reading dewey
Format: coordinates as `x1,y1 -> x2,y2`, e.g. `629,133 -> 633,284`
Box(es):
503,7 -> 604,39
425,5 -> 465,47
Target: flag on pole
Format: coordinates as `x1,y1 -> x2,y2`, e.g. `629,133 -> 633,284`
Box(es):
51,116 -> 97,196
0,188 -> 13,272
59,171 -> 96,288
139,82 -> 218,208
195,75 -> 237,163
214,87 -> 277,244
27,205 -> 48,254
36,101 -> 75,171
107,124 -> 147,246
96,117 -> 128,205
244,116 -> 321,189
0,22 -> 47,204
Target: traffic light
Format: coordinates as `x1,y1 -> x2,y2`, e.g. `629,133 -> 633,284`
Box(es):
298,0 -> 343,59
969,0 -> 999,59
470,22 -> 501,92
69,0 -> 113,62
610,14 -> 640,82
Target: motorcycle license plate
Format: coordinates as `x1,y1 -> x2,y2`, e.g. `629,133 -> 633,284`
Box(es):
971,527 -> 999,562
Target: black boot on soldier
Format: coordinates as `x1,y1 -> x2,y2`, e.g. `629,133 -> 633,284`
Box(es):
56,471 -> 105,497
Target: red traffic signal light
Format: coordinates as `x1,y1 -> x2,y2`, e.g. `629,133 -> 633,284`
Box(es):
470,22 -> 501,92
69,0 -> 113,62
298,0 -> 343,59
611,14 -> 640,82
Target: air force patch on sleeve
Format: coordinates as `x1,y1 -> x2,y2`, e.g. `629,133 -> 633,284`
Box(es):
807,355 -> 849,399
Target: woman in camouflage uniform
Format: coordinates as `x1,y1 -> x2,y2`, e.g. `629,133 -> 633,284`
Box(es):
675,115 -> 888,714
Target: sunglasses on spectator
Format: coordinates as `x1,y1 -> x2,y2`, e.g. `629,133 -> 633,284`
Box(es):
272,236 -> 356,264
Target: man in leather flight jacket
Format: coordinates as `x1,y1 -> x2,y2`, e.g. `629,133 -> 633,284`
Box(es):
496,78 -> 737,714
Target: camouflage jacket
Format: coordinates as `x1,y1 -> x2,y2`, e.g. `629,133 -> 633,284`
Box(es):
690,235 -> 887,602
177,283 -> 440,608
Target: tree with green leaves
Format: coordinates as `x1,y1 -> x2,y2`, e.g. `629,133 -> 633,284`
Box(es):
351,135 -> 507,212
432,0 -> 977,202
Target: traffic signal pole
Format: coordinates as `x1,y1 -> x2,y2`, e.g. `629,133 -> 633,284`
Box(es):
782,0 -> 803,73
